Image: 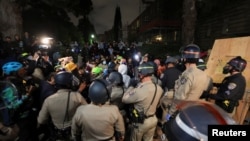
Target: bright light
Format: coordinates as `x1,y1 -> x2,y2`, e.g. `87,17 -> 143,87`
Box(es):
39,37 -> 53,49
91,34 -> 95,39
41,37 -> 53,45
156,35 -> 162,41
134,54 -> 140,62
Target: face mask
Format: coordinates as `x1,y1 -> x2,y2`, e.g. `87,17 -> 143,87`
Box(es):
222,65 -> 231,74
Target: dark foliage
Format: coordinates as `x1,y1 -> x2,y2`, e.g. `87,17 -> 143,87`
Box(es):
16,0 -> 93,43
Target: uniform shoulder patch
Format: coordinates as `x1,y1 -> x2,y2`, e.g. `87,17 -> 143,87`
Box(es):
129,90 -> 136,95
180,76 -> 187,85
228,83 -> 237,90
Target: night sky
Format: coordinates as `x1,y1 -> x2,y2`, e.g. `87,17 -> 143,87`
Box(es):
89,0 -> 140,34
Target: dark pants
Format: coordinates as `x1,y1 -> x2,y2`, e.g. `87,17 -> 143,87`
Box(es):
17,113 -> 39,141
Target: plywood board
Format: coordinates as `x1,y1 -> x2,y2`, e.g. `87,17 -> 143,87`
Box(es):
205,36 -> 250,124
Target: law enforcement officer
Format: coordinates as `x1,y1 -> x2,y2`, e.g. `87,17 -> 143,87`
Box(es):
159,56 -> 182,123
122,62 -> 163,141
71,79 -> 125,141
37,71 -> 87,140
148,61 -> 162,87
107,71 -> 126,110
168,44 -> 212,117
209,56 -> 247,117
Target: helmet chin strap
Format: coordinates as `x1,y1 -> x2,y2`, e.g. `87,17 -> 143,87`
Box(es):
230,69 -> 240,74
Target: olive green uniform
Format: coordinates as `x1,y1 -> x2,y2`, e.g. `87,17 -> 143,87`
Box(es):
122,81 -> 163,141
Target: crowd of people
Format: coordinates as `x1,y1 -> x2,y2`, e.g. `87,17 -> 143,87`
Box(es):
0,32 -> 248,141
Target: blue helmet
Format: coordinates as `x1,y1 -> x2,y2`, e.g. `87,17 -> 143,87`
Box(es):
88,79 -> 112,104
107,71 -> 123,85
2,61 -> 23,75
227,56 -> 247,72
55,71 -> 73,86
182,44 -> 200,59
54,71 -> 80,89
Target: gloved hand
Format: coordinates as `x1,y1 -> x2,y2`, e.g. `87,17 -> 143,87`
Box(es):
166,114 -> 172,121
129,78 -> 139,87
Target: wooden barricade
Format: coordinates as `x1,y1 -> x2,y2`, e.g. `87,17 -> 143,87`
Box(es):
205,36 -> 250,124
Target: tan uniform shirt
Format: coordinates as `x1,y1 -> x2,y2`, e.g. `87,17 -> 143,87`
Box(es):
174,66 -> 211,100
37,89 -> 87,129
71,104 -> 125,141
122,81 -> 163,117
110,86 -> 125,110
168,67 -> 211,115
122,80 -> 163,141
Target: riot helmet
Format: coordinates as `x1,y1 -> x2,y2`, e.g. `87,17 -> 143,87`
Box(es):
223,56 -> 247,74
147,61 -> 158,75
164,101 -> 235,141
107,71 -> 123,86
197,59 -> 207,71
2,61 -> 23,76
182,44 -> 200,59
138,62 -> 154,76
88,79 -> 112,104
182,44 -> 200,64
54,71 -> 79,88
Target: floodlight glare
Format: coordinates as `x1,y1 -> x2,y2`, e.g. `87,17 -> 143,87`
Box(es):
41,37 -> 53,45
